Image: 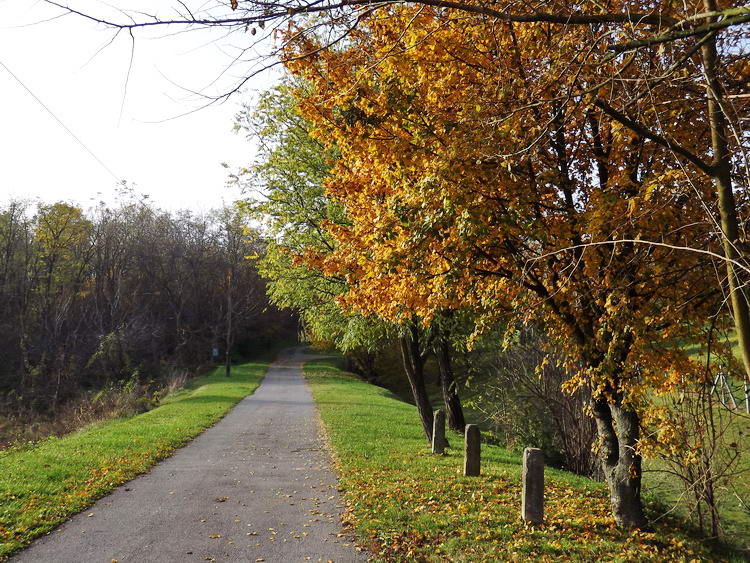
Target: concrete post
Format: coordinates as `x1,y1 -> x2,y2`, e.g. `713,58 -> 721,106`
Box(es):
463,424 -> 480,476
521,447 -> 544,525
432,409 -> 446,454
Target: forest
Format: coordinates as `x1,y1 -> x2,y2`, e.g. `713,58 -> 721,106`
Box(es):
0,195 -> 294,445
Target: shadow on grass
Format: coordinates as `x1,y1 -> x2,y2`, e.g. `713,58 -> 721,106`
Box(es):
147,395 -> 243,408
313,399 -> 412,412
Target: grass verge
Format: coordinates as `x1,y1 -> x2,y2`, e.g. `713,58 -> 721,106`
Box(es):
305,357 -> 737,562
0,360 -> 268,560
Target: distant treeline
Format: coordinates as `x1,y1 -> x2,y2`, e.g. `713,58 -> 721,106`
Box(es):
0,198 -> 293,419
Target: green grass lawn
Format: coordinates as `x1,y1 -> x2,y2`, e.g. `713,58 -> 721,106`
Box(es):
642,333 -> 750,553
642,403 -> 750,554
0,360 -> 268,560
305,357 -> 740,562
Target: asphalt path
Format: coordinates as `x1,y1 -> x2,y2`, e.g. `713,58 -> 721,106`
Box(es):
12,348 -> 368,563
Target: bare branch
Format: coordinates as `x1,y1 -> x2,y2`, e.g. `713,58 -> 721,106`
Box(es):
43,0 -> 675,31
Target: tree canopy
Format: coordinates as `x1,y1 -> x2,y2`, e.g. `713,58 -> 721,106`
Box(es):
276,6 -> 747,528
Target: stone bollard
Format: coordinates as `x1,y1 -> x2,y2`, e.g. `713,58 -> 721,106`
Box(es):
463,424 -> 480,476
521,447 -> 544,525
432,409 -> 446,454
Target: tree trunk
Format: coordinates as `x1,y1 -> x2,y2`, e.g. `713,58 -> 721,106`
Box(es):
592,396 -> 647,529
348,349 -> 380,383
225,269 -> 232,377
701,0 -> 750,383
434,338 -> 466,431
399,327 -> 434,444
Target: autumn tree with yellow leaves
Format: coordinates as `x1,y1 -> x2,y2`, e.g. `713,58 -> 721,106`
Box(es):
282,8 -> 744,529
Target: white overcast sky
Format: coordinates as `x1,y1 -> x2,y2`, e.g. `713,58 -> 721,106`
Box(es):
0,1 -> 278,212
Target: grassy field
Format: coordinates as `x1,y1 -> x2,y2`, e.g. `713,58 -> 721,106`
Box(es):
0,360 -> 268,560
641,334 -> 750,552
305,357 -> 741,562
642,398 -> 750,553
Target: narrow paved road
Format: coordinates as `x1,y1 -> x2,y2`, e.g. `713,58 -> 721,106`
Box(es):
12,348 -> 368,563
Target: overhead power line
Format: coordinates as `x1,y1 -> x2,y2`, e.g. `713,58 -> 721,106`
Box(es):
0,57 -> 121,183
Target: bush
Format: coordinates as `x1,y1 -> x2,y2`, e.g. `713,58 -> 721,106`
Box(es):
469,329 -> 600,478
0,367 -> 192,449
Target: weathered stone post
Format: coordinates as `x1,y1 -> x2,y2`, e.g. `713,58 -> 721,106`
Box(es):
463,424 -> 480,476
521,447 -> 544,525
432,409 -> 446,454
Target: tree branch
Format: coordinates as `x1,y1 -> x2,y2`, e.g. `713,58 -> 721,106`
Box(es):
44,0 -> 674,31
609,7 -> 750,53
593,100 -> 713,175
